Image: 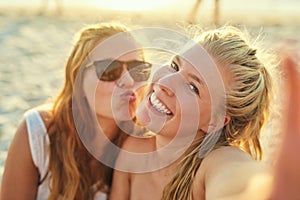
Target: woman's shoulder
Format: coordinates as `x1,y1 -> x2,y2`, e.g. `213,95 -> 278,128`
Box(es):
25,104 -> 53,128
194,146 -> 258,186
206,146 -> 254,163
194,146 -> 269,199
34,104 -> 53,117
199,146 -> 258,175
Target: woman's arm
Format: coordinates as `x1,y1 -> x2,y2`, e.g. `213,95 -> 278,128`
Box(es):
270,52 -> 300,200
0,118 -> 39,200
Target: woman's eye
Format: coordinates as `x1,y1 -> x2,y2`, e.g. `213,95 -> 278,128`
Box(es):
188,83 -> 199,95
170,61 -> 179,71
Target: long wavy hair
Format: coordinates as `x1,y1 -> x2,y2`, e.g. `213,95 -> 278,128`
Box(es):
46,22 -> 133,200
162,26 -> 278,199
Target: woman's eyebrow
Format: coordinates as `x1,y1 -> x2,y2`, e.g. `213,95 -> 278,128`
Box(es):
175,55 -> 206,87
174,55 -> 182,65
188,73 -> 206,88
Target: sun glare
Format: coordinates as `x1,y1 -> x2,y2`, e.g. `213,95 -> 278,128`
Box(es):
92,0 -> 176,11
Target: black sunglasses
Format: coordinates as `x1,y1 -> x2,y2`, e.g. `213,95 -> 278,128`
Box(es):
85,59 -> 152,82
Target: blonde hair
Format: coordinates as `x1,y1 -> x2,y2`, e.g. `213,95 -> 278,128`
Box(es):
47,22 -> 131,200
162,26 -> 277,199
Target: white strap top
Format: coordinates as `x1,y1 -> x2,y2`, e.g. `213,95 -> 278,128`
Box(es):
25,109 -> 107,200
25,109 -> 50,200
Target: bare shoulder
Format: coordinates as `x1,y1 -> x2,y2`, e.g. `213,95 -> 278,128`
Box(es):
193,147 -> 252,185
205,146 -> 254,164
194,146 -> 268,199
199,146 -> 261,179
8,104 -> 53,159
121,134 -> 156,153
14,117 -> 30,141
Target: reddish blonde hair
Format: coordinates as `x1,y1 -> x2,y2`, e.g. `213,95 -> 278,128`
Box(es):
47,22 -> 131,200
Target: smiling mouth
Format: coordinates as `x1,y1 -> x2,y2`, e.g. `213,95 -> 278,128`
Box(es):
149,92 -> 173,115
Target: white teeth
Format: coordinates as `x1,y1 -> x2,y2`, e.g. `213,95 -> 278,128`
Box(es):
150,93 -> 172,115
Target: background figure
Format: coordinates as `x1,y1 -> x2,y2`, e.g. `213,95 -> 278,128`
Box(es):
188,0 -> 220,25
38,0 -> 63,15
0,22 -> 150,200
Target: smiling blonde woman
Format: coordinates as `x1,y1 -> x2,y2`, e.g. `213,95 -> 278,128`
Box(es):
111,25 -> 278,200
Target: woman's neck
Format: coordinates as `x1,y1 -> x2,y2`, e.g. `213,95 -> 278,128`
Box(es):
87,116 -> 121,160
96,115 -> 120,142
155,134 -> 172,150
155,134 -> 193,153
153,135 -> 186,172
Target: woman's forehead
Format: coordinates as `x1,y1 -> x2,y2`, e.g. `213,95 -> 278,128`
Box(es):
90,34 -> 141,61
118,50 -> 144,61
177,43 -> 227,96
176,45 -> 216,79
178,43 -> 233,90
179,43 -> 214,68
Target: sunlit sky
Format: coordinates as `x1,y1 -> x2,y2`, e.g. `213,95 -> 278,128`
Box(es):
1,0 -> 299,12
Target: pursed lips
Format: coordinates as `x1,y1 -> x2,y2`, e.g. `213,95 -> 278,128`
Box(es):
120,90 -> 136,102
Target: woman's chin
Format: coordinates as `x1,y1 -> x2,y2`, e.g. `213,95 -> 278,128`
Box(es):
136,105 -> 170,134
111,107 -> 132,121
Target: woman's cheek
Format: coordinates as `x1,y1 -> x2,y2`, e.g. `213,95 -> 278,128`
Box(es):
135,98 -> 151,126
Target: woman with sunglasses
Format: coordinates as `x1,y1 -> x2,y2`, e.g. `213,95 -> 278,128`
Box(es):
0,22 -> 151,200
111,25 -> 278,200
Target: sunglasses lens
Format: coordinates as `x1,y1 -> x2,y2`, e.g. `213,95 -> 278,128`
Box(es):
127,61 -> 152,82
94,60 -> 123,81
93,60 -> 152,82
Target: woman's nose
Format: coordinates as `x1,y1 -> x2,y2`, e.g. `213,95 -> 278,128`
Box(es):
115,66 -> 135,88
156,73 -> 184,97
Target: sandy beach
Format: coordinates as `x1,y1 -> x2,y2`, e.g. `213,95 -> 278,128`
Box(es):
0,2 -> 299,182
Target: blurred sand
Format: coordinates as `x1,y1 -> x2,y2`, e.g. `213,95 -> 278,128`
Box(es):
0,5 -> 299,181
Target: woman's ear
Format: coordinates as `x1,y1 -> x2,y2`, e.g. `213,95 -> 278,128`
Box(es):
224,116 -> 231,126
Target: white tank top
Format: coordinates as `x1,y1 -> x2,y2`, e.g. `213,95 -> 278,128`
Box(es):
25,109 -> 107,200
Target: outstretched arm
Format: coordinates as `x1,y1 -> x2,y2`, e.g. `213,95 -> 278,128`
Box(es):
270,51 -> 300,200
